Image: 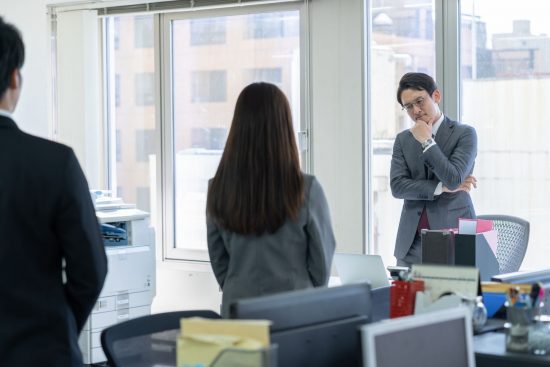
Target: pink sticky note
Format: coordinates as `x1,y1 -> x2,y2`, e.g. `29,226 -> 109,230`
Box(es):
476,219 -> 493,233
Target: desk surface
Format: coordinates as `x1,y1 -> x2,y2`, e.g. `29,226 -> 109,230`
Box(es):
110,329 -> 178,367
111,323 -> 550,367
475,332 -> 550,367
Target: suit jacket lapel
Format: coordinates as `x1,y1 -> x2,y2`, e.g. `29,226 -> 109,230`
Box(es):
434,116 -> 456,151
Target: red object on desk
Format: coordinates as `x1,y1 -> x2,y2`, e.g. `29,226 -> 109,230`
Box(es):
390,280 -> 425,318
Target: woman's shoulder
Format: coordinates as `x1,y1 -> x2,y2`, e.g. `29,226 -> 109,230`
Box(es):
302,172 -> 315,184
301,172 -> 319,191
301,173 -> 325,197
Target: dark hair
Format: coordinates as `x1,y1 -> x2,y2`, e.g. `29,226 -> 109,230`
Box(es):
396,72 -> 438,106
0,17 -> 24,98
207,82 -> 304,235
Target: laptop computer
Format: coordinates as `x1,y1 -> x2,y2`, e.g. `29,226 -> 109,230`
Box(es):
333,253 -> 391,289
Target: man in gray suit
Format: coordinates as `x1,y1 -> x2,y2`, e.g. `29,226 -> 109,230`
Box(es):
390,73 -> 477,266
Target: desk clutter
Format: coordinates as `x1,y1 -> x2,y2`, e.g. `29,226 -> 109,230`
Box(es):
96,272 -> 550,367
387,262 -> 550,357
421,218 -> 499,281
177,318 -> 275,367
390,265 -> 480,316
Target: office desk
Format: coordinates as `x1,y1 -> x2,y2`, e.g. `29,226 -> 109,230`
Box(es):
475,332 -> 550,367
108,329 -> 178,367
110,328 -> 550,367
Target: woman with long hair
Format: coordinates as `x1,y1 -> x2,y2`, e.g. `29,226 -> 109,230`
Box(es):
207,82 -> 336,317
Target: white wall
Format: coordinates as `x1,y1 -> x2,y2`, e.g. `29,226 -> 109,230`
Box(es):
1,0 -> 366,313
309,0 -> 365,254
1,0 -> 70,136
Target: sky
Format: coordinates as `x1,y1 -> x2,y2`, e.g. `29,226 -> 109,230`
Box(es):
462,0 -> 550,40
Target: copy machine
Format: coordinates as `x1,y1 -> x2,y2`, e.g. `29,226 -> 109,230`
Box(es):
79,191 -> 156,364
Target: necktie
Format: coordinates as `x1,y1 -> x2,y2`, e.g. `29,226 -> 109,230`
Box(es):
417,207 -> 430,234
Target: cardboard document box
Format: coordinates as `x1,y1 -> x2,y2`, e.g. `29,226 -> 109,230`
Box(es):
421,229 -> 455,265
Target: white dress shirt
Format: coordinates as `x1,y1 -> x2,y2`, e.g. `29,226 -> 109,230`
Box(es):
422,113 -> 445,195
0,109 -> 13,120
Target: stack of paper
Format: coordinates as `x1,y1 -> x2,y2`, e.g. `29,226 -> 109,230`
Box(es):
176,317 -> 271,367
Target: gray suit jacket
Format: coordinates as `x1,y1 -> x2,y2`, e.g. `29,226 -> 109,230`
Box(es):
207,174 -> 336,317
390,116 -> 477,260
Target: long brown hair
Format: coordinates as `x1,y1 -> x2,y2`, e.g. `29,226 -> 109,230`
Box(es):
207,82 -> 304,235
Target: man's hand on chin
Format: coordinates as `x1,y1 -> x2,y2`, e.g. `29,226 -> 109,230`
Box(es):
410,118 -> 433,143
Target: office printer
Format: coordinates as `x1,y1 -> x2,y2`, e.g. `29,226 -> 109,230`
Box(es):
79,191 -> 156,364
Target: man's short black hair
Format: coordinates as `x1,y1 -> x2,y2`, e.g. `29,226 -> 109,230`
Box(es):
396,72 -> 438,106
0,17 -> 25,98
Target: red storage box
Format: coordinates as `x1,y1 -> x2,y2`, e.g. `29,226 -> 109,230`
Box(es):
390,280 -> 424,318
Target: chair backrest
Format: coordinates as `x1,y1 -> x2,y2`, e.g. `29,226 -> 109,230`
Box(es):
101,310 -> 220,367
477,215 -> 530,273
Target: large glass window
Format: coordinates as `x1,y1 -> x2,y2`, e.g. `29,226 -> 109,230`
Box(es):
134,15 -> 154,48
105,14 -> 157,214
166,9 -> 302,259
370,0 -> 436,267
190,18 -> 226,45
460,0 -> 550,270
190,70 -> 227,103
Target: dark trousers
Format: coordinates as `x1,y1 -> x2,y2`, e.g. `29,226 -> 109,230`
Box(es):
396,232 -> 422,267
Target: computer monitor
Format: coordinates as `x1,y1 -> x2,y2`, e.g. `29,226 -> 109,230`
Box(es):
361,307 -> 475,367
333,253 -> 391,288
230,283 -> 372,367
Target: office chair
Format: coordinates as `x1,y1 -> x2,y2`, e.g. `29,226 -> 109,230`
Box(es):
100,310 -> 221,367
477,214 -> 530,273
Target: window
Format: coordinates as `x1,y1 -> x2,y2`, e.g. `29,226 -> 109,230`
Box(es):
116,129 -> 121,162
114,17 -> 120,50
460,0 -> 550,269
191,127 -> 227,150
135,72 -> 155,106
369,0 -> 436,268
134,15 -> 154,48
135,129 -> 156,162
190,70 -> 227,103
115,74 -> 120,107
190,17 -> 226,45
105,15 -> 157,213
136,186 -> 151,213
166,9 -> 301,260
246,11 -> 299,39
244,67 -> 283,86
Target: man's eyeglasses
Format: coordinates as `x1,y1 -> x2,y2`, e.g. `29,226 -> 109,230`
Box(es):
402,97 -> 425,112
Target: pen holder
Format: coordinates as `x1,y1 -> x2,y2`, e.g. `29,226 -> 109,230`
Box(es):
528,316 -> 550,355
505,304 -> 533,353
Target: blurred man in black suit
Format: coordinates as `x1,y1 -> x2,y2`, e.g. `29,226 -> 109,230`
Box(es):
0,17 -> 107,365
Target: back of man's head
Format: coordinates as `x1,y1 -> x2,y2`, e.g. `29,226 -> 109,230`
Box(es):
0,17 -> 25,99
396,72 -> 438,106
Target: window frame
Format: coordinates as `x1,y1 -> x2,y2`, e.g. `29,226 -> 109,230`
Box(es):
365,0 -> 460,256
160,2 -> 309,262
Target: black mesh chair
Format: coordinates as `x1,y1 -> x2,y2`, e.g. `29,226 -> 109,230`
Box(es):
101,310 -> 221,367
477,215 -> 530,273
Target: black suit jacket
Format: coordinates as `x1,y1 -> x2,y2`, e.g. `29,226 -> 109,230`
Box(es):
0,115 -> 107,366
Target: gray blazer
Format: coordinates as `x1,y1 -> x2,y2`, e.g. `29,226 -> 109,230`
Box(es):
207,174 -> 336,317
390,116 -> 477,260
